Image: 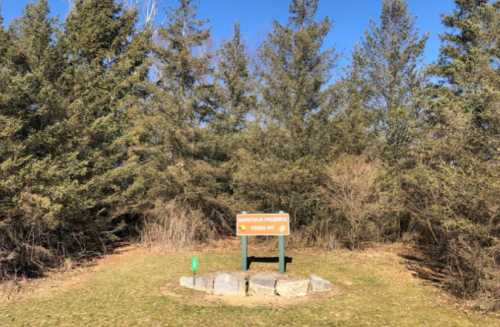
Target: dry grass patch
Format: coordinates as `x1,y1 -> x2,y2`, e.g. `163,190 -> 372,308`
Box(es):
1,242 -> 498,326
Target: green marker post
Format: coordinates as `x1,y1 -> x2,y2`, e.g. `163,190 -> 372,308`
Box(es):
191,256 -> 199,285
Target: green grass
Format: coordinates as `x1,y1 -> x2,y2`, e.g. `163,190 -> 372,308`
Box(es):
1,244 -> 498,327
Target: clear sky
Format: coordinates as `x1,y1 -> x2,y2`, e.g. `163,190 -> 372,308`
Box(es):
1,0 -> 455,69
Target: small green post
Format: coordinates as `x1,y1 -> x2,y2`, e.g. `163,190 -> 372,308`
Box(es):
278,235 -> 286,273
241,236 -> 248,271
191,256 -> 199,285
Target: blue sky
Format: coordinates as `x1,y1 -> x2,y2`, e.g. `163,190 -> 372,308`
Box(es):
1,0 -> 455,68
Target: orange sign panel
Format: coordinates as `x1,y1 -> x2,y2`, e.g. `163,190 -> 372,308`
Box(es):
236,213 -> 290,236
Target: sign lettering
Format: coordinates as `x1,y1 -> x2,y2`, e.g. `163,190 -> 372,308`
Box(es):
236,213 -> 290,236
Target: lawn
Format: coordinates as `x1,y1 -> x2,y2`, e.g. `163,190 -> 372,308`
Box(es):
0,241 -> 498,326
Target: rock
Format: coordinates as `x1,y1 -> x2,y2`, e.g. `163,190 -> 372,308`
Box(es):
276,278 -> 309,297
309,274 -> 332,293
213,272 -> 247,296
179,274 -> 214,292
248,272 -> 280,296
179,271 -> 332,298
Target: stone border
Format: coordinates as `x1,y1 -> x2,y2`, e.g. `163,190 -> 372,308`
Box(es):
179,271 -> 332,297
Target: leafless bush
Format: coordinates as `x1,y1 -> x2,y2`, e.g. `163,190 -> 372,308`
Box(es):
321,155 -> 385,249
140,200 -> 216,249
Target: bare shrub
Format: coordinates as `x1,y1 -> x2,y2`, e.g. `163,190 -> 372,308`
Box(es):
140,200 -> 217,249
289,226 -> 340,250
321,155 -> 385,249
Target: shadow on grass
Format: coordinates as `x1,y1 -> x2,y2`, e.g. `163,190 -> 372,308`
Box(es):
247,256 -> 293,271
399,251 -> 448,285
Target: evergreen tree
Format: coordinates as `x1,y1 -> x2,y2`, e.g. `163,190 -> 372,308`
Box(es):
405,0 -> 499,297
233,0 -> 335,228
0,0 -> 66,276
355,0 -> 427,165
154,0 -> 214,125
329,48 -> 375,156
58,0 -> 150,240
0,10 -> 9,63
116,0 -> 230,233
151,0 -> 218,204
257,0 -> 335,158
207,22 -> 256,216
213,23 -> 254,134
340,0 -> 429,240
0,11 -> 13,164
0,0 -> 148,276
430,0 -> 499,160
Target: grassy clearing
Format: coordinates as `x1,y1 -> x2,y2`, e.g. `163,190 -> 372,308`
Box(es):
0,241 -> 498,327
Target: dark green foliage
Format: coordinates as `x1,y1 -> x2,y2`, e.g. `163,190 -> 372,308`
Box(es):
328,51 -> 375,157
0,0 -> 149,277
353,0 -> 428,166
154,0 -> 214,125
257,0 -> 335,158
111,0 -> 233,238
213,23 -> 254,135
54,0 -> 148,261
0,0 -> 66,277
232,0 -> 336,233
403,0 -> 499,297
336,0 -> 430,242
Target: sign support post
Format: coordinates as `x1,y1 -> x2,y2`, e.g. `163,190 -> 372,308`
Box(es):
240,235 -> 248,271
236,212 -> 290,273
278,235 -> 285,273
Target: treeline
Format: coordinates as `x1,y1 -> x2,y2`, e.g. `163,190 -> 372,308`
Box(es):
0,0 -> 498,301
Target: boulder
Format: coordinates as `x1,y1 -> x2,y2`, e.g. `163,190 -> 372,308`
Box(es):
179,271 -> 332,298
276,278 -> 309,297
213,272 -> 247,296
248,272 -> 280,296
309,274 -> 332,293
179,274 -> 214,292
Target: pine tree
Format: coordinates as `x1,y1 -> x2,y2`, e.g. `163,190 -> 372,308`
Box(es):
233,0 -> 335,228
257,0 -> 335,158
405,0 -> 499,297
150,0 -> 217,201
49,0 -> 149,264
337,0 -> 429,240
0,11 -> 9,63
329,48 -> 375,156
430,0 -> 499,160
213,23 -> 254,134
0,0 -> 66,277
355,0 -> 428,165
0,0 -> 151,277
0,11 -> 13,164
154,0 -> 214,125
0,8 -> 16,221
206,23 -> 256,216
116,0 -> 230,235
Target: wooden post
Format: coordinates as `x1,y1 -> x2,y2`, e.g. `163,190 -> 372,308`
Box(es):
241,235 -> 248,271
278,235 -> 286,273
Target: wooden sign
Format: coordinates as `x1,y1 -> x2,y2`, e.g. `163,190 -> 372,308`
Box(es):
236,212 -> 290,236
